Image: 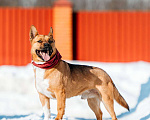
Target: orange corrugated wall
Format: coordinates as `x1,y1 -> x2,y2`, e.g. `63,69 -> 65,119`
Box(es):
76,11 -> 150,62
0,7 -> 52,65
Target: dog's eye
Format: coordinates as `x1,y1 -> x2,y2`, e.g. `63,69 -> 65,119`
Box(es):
37,40 -> 42,43
48,39 -> 53,43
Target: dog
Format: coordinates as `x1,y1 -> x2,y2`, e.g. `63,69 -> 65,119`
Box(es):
30,25 -> 129,120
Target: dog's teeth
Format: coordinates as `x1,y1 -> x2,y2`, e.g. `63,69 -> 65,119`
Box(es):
47,51 -> 49,55
40,51 -> 42,55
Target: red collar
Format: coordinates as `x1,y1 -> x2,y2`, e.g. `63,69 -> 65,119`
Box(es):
32,49 -> 62,69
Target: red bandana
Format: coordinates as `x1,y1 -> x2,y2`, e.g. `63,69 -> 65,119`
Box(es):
32,49 -> 62,69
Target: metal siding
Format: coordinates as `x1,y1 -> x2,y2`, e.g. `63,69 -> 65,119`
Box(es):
76,11 -> 150,62
0,7 -> 52,65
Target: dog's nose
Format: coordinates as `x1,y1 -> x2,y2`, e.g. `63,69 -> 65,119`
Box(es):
44,43 -> 50,48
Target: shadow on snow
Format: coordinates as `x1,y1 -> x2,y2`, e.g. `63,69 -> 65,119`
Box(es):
0,114 -> 30,119
117,77 -> 150,119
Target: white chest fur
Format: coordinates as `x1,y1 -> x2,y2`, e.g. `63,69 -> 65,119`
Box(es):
34,66 -> 54,99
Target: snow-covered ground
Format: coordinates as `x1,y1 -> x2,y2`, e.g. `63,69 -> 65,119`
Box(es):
0,61 -> 150,120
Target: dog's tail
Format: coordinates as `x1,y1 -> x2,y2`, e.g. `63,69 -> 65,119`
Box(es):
113,83 -> 130,111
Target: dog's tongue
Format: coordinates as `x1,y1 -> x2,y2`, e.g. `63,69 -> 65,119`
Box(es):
41,52 -> 50,61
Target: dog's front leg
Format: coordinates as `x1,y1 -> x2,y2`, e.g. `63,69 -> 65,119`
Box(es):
39,92 -> 50,120
55,89 -> 66,120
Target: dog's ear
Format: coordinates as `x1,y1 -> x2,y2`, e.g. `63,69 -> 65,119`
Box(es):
29,25 -> 38,41
48,27 -> 53,38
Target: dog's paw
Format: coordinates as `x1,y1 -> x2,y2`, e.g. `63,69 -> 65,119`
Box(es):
55,116 -> 64,120
54,117 -> 59,120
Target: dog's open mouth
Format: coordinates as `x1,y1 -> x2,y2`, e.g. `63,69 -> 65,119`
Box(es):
36,49 -> 53,61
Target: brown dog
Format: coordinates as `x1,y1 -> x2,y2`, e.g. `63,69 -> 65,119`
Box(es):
30,25 -> 129,120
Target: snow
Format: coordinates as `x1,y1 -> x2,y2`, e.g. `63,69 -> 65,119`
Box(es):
0,61 -> 150,120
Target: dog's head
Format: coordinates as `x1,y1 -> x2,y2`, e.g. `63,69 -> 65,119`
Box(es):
30,25 -> 56,62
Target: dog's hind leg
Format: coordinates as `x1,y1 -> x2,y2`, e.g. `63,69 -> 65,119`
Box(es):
96,86 -> 117,120
39,93 -> 50,120
87,97 -> 102,120
102,96 -> 117,120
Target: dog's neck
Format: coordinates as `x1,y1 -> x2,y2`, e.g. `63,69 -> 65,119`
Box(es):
32,49 -> 62,69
